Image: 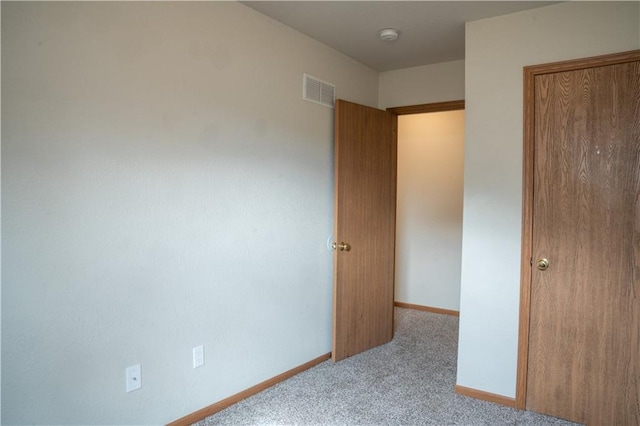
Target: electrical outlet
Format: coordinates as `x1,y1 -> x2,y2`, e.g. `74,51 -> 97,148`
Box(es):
126,364 -> 141,393
193,345 -> 204,368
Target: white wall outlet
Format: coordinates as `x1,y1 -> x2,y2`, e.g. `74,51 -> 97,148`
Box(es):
193,345 -> 204,368
126,364 -> 141,393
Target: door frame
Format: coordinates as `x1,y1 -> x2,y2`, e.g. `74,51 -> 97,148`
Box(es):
515,49 -> 640,410
386,99 -> 465,308
387,100 -> 464,116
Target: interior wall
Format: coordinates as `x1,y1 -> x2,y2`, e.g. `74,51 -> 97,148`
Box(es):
395,111 -> 465,311
0,2 -> 378,424
457,1 -> 640,398
378,60 -> 465,109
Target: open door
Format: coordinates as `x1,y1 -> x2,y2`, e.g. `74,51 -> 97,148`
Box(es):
332,99 -> 397,362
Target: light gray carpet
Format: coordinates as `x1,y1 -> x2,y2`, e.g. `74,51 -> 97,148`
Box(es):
196,308 -> 579,425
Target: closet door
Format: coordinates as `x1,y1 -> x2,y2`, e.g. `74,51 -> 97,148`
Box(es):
526,55 -> 640,425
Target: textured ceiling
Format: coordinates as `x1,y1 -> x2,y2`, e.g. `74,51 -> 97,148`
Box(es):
242,1 -> 563,71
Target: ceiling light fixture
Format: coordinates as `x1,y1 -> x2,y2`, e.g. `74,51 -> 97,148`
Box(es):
378,28 -> 399,42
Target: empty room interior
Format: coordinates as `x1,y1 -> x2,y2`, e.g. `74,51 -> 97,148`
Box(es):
2,1 -> 639,424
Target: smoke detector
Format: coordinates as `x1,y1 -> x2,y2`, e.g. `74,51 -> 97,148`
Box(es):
378,28 -> 399,41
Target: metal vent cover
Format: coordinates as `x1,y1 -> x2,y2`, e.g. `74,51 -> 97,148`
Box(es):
303,73 -> 335,108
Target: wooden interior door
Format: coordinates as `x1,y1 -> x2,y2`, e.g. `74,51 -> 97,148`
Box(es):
525,54 -> 640,424
332,99 -> 397,362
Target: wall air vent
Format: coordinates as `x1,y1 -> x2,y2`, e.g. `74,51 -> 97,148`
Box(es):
303,73 -> 335,108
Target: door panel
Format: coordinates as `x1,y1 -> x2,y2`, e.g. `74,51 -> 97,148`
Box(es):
332,100 -> 397,362
526,60 -> 640,425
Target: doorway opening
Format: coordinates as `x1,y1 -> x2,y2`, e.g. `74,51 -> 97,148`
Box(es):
389,101 -> 465,316
332,99 -> 464,361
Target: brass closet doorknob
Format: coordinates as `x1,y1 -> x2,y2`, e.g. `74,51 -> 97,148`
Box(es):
332,242 -> 351,252
537,258 -> 550,271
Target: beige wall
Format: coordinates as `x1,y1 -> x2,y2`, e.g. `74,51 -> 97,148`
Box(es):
396,111 -> 465,311
378,60 -> 465,109
1,2 -> 378,424
457,1 -> 640,398
4,1 -> 638,423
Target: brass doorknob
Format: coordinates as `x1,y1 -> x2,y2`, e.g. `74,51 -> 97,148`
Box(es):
332,242 -> 351,252
536,258 -> 550,271
338,242 -> 351,252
